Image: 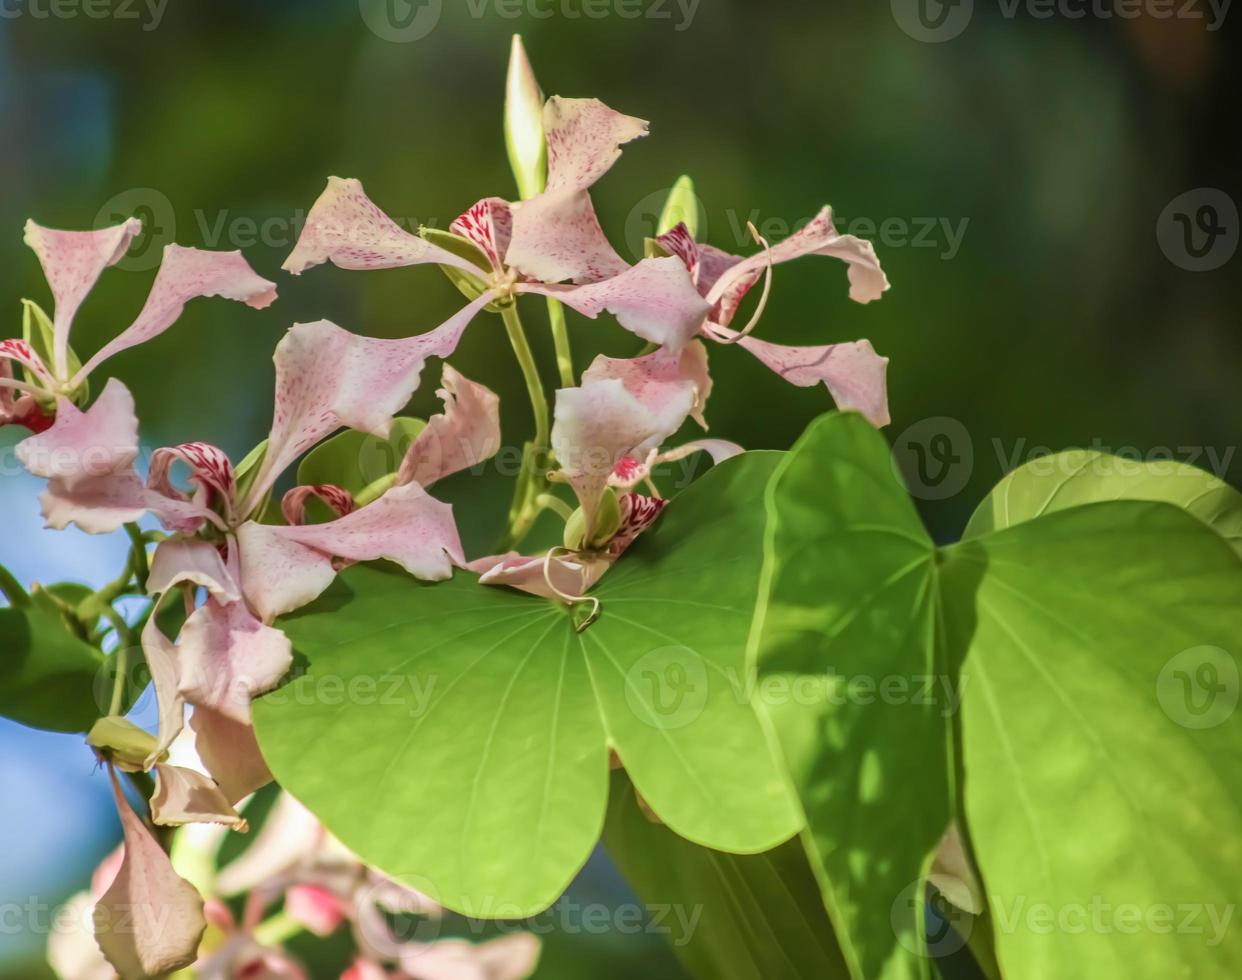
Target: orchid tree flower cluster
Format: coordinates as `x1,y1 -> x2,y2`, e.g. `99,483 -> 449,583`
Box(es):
1,35 -> 893,980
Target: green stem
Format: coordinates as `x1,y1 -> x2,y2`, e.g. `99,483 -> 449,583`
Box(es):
499,302 -> 554,549
545,297 -> 575,389
355,473 -> 397,507
500,302 -> 549,447
124,523 -> 149,592
101,606 -> 134,716
534,493 -> 574,522
0,564 -> 30,607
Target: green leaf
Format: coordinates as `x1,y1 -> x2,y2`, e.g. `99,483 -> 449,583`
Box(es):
253,452 -> 800,916
295,417 -> 426,503
752,412 -> 951,980
963,448 -> 1242,551
943,502 -> 1242,978
755,412 -> 1242,978
0,604 -> 108,733
603,769 -> 850,980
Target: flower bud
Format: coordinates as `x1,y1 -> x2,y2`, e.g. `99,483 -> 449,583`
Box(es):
657,175 -> 701,239
563,487 -> 623,551
505,34 -> 547,201
87,716 -> 159,772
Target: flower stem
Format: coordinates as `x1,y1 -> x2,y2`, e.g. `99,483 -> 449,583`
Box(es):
500,302 -> 549,447
545,297 -> 575,389
499,302 -> 553,549
124,523 -> 149,592
253,910 -> 305,948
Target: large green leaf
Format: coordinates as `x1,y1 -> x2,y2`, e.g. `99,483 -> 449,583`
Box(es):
0,604 -> 108,733
943,503 -> 1242,978
752,412 -> 952,980
755,412 -> 1242,979
603,770 -> 849,980
253,452 -> 800,916
963,448 -> 1242,550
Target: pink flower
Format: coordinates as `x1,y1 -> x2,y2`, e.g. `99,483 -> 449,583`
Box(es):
474,342 -> 740,605
44,316 -> 499,802
281,95 -> 692,349
6,216 -> 276,486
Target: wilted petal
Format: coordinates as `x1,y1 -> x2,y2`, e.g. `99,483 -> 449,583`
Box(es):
23,218 -> 140,379
148,538 -> 240,602
189,706 -> 273,804
242,297 -> 495,515
737,335 -> 890,426
505,97 -> 648,284
397,365 -> 500,488
706,206 -> 889,324
178,600 -> 292,724
16,378 -> 137,488
239,483 -> 465,621
523,257 -> 710,350
77,246 -> 277,382
281,484 -> 356,526
470,551 -> 608,603
94,768 -> 205,979
283,177 -> 481,277
150,764 -> 248,831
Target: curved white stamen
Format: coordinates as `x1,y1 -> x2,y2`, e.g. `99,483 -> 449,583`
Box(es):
0,377 -> 46,397
715,222 -> 773,345
542,546 -> 601,632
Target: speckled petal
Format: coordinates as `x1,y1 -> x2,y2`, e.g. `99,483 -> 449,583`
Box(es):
242,294 -> 495,516
396,365 -> 500,488
23,218 -> 140,379
283,177 -> 481,277
78,246 -> 276,383
737,335 -> 890,426
521,257 -> 710,350
16,377 -> 138,488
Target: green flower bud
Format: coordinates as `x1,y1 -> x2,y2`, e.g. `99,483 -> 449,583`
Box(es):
505,34 -> 547,201
87,715 -> 159,771
563,487 -> 623,551
657,174 -> 701,239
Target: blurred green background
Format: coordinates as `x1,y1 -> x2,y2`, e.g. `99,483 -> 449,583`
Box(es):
1,0 -> 1238,976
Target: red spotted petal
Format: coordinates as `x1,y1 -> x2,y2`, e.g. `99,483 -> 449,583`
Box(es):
449,197 -> 513,275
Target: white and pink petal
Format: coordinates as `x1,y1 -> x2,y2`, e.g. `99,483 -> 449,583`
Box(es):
396,365 -> 501,489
